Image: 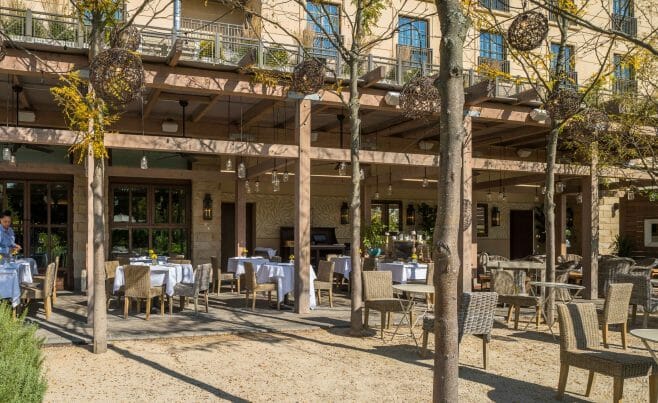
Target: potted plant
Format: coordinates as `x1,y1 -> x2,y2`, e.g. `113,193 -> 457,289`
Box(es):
362,219 -> 387,257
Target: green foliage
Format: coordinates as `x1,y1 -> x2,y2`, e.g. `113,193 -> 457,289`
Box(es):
417,203 -> 437,242
0,303 -> 47,403
613,234 -> 633,257
266,46 -> 290,67
198,40 -> 214,59
49,20 -> 76,42
358,0 -> 390,37
1,14 -> 26,36
362,218 -> 387,249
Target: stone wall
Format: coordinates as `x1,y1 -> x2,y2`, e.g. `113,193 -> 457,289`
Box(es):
620,194 -> 658,256
191,179 -> 222,265
599,194 -> 621,255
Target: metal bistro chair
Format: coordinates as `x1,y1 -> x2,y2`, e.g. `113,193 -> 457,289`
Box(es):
421,292 -> 498,369
556,303 -> 658,402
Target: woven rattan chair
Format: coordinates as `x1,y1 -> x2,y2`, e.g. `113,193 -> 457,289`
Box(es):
169,259 -> 192,265
597,283 -> 633,349
170,263 -> 212,314
421,292 -> 498,368
363,270 -> 404,339
123,265 -> 165,320
32,255 -> 59,305
104,260 -> 122,309
558,254 -> 582,264
556,303 -> 658,402
244,261 -> 279,310
210,256 -> 239,294
20,262 -> 56,320
617,272 -> 658,328
270,256 -> 282,263
118,256 -> 130,266
171,254 -> 185,260
598,257 -> 634,297
314,260 -> 335,307
491,269 -> 541,329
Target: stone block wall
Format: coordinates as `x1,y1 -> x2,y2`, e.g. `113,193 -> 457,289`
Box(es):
599,195 -> 620,255
191,179 -> 222,265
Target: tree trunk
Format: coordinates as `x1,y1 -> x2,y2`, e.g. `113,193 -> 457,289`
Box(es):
348,54 -> 364,335
433,0 -> 468,400
544,126 -> 559,325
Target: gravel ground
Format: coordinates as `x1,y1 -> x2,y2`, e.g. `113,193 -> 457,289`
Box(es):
42,323 -> 655,402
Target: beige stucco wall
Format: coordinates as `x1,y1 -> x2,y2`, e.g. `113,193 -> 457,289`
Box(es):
599,194 -> 621,255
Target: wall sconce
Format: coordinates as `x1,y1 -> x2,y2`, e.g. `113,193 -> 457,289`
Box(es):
203,193 -> 213,220
491,206 -> 501,227
340,202 -> 349,225
406,204 -> 416,226
612,202 -> 620,217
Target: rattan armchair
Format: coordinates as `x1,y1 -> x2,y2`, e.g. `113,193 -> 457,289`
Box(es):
617,272 -> 658,328
363,270 -> 404,339
491,269 -> 541,330
598,257 -> 634,297
169,259 -> 192,265
244,261 -> 279,310
314,260 -> 335,307
32,255 -> 59,305
105,260 -> 121,309
20,262 -> 56,320
556,303 -> 658,402
598,283 -> 633,349
123,265 -> 165,320
210,256 -> 239,294
421,292 -> 498,369
170,263 -> 212,314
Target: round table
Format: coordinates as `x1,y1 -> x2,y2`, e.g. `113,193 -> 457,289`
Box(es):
393,283 -> 434,294
528,281 -> 585,336
391,284 -> 435,345
631,329 -> 658,364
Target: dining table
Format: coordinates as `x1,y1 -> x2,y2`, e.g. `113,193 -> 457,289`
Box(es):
330,256 -> 352,279
630,329 -> 658,365
527,281 -> 585,336
257,262 -> 317,309
227,257 -> 269,276
0,261 -> 33,307
113,262 -> 194,296
378,261 -> 428,284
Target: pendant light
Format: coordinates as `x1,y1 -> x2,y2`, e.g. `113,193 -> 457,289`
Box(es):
374,171 -> 380,199
254,177 -> 260,193
360,168 -> 365,181
245,179 -> 251,194
534,187 -> 540,203
338,161 -> 346,176
2,146 -> 11,161
422,167 -> 429,188
225,157 -> 233,171
576,192 -> 583,204
273,177 -> 280,192
283,160 -> 290,182
271,162 -> 278,184
237,159 -> 246,179
485,171 -> 492,201
140,151 -> 148,169
387,167 -> 393,196
498,172 -> 504,201
627,187 -> 635,200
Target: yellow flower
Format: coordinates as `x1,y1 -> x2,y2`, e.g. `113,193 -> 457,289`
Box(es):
148,249 -> 154,255
411,254 -> 418,260
289,254 -> 295,260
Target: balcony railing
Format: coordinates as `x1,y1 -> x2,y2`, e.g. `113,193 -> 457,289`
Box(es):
612,14 -> 637,37
478,57 -> 511,74
613,78 -> 638,95
479,0 -> 509,12
0,7 -> 86,46
180,17 -> 252,39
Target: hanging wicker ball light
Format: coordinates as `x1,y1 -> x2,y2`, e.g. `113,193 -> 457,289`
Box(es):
0,40 -> 6,62
109,25 -> 142,51
89,48 -> 144,107
291,59 -> 325,94
546,87 -> 581,121
400,75 -> 440,120
507,11 -> 549,51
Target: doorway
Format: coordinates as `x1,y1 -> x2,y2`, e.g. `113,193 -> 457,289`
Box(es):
220,202 -> 255,270
510,209 -> 534,259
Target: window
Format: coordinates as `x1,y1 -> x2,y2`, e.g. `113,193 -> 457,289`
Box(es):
480,31 -> 506,61
398,17 -> 430,65
307,2 -> 340,55
371,201 -> 402,234
110,183 -> 190,257
644,219 -> 658,247
613,54 -> 636,93
613,0 -> 633,17
479,0 -> 509,12
550,44 -> 575,73
612,0 -> 637,36
476,204 -> 489,237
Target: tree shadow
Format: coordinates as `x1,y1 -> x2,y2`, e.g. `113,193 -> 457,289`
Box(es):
110,345 -> 249,402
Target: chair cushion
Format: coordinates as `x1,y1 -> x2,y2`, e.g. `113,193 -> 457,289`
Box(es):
365,298 -> 404,313
314,280 -> 332,290
563,349 -> 657,378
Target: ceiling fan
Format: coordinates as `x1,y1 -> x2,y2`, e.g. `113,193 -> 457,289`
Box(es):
157,99 -> 197,163
11,85 -> 53,154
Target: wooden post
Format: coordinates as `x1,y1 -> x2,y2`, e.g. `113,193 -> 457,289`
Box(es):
86,149 -> 94,325
362,183 -> 371,229
459,115 -> 473,294
294,98 -> 312,313
555,193 -> 567,259
582,144 -> 599,299
235,179 -> 246,256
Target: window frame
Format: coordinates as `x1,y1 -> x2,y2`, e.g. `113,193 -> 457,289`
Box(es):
479,31 -> 506,61
370,200 -> 403,234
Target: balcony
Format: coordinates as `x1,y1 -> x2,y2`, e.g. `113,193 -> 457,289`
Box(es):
612,14 -> 637,37
478,57 -> 511,74
479,0 -> 509,12
551,69 -> 579,89
0,7 -> 87,47
613,78 -> 638,95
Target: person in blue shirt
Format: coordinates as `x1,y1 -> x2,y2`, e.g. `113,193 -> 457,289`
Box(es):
0,210 -> 21,258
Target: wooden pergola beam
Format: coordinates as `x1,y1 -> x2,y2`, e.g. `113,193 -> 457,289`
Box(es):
166,38 -> 183,67
191,94 -> 221,123
475,126 -> 547,147
159,92 -> 212,103
360,66 -> 386,88
143,89 -> 162,118
233,99 -> 281,129
473,174 -> 545,191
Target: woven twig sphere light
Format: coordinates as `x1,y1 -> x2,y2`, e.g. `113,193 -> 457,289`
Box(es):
546,87 -> 581,120
400,75 -> 440,120
507,11 -> 549,51
291,59 -> 325,94
109,25 -> 142,51
89,48 -> 144,107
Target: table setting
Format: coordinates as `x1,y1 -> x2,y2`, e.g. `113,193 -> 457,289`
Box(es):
227,256 -> 269,276
0,258 -> 33,307
256,262 -> 317,309
113,261 -> 194,296
377,261 -> 428,283
330,255 -> 352,279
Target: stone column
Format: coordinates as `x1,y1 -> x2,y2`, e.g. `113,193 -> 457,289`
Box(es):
294,98 -> 312,313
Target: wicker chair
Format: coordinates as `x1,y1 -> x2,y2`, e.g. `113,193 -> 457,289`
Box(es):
104,260 -> 122,309
253,250 -> 270,259
118,256 -> 130,266
632,257 -> 658,269
20,262 -> 56,320
597,283 -> 633,349
244,261 -> 279,310
556,303 -> 658,402
170,263 -> 212,314
558,254 -> 582,264
617,272 -> 658,328
171,254 -> 185,260
32,255 -> 59,305
270,256 -> 282,263
210,256 -> 239,294
314,260 -> 335,307
169,259 -> 192,265
598,257 -> 635,297
363,270 -> 404,339
491,269 -> 541,330
123,265 -> 165,320
421,292 -> 498,369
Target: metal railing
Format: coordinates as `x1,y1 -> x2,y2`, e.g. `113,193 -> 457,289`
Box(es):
180,17 -> 251,38
478,57 -> 511,74
613,78 -> 638,95
479,0 -> 510,12
0,7 -> 86,46
612,14 -> 637,37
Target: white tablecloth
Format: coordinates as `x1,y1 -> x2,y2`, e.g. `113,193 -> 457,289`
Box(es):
0,269 -> 21,307
257,263 -> 317,309
17,258 -> 38,275
254,247 -> 277,259
227,257 -> 269,276
113,263 -> 193,296
378,262 -> 428,283
330,256 -> 352,279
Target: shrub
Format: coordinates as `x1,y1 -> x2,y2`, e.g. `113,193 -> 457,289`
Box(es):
0,303 -> 47,403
